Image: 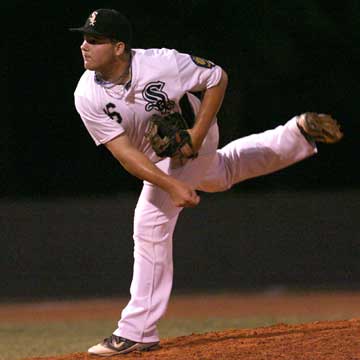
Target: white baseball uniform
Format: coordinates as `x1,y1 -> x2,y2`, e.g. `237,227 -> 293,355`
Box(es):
74,47 -> 317,343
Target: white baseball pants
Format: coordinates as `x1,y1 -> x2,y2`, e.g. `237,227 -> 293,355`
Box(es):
114,116 -> 317,342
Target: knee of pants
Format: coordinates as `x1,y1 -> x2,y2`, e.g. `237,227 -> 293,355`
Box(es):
133,236 -> 173,266
133,204 -> 180,245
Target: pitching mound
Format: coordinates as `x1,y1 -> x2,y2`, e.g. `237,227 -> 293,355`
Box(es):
25,318 -> 360,360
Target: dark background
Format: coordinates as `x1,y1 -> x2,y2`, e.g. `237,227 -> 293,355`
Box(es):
1,0 -> 359,299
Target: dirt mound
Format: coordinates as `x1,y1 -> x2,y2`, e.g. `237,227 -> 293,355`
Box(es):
25,319 -> 360,360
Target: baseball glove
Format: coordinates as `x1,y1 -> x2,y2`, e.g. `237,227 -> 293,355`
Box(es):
297,112 -> 343,143
145,112 -> 198,159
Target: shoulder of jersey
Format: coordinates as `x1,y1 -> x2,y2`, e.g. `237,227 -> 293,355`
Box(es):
133,47 -> 176,58
75,70 -> 95,97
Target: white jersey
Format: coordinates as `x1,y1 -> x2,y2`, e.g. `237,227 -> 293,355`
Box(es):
74,48 -> 223,161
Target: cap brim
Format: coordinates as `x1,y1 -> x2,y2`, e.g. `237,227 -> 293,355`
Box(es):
69,27 -> 85,32
69,27 -> 103,35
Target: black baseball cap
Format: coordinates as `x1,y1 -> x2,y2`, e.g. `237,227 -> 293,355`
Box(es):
70,9 -> 132,44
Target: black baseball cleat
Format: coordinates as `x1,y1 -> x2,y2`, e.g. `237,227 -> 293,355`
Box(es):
88,334 -> 160,357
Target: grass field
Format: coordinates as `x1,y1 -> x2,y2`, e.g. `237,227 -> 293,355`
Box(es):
1,291 -> 359,360
0,314 -> 355,360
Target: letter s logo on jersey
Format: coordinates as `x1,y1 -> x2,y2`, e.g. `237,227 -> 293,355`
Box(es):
142,81 -> 175,113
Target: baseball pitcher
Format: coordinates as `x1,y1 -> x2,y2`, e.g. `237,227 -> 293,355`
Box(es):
70,9 -> 342,356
